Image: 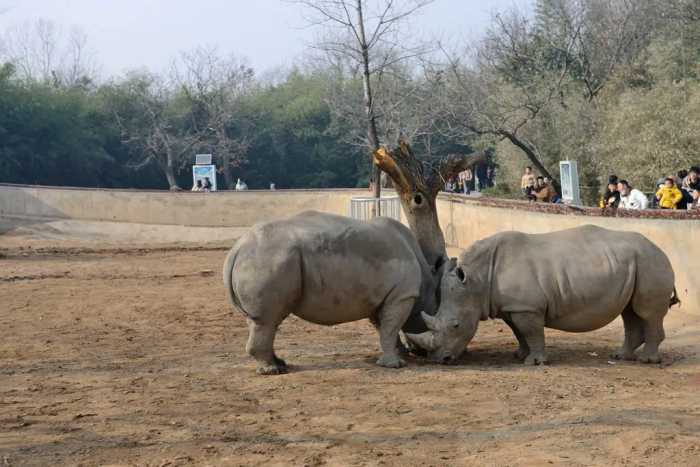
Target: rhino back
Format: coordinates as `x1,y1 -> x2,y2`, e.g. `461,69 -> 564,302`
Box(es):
481,226 -> 672,331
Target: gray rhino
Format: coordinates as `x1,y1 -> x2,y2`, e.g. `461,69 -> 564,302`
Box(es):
223,211 -> 437,374
407,225 -> 679,365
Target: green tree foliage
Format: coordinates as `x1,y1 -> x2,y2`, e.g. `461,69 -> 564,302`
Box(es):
0,65 -> 368,189
242,70 -> 367,188
0,64 -> 116,186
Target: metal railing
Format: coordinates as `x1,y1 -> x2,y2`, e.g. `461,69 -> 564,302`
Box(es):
349,196 -> 401,221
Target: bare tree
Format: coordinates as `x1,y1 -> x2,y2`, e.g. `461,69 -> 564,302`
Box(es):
1,18 -> 98,86
108,72 -> 210,190
561,0 -> 656,101
62,27 -> 99,87
433,9 -> 572,190
172,46 -> 256,189
293,0 -> 433,205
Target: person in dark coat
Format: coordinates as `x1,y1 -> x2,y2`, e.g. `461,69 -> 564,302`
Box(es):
602,175 -> 621,208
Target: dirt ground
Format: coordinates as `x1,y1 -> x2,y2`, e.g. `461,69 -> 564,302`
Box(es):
1,224 -> 699,466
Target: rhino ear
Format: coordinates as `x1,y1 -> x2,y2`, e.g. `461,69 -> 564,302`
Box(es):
405,331 -> 436,351
455,266 -> 467,284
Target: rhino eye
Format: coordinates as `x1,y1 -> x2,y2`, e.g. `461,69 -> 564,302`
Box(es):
413,193 -> 423,205
456,267 -> 466,283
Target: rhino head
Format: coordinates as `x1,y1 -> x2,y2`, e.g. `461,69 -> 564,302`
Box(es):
406,263 -> 488,364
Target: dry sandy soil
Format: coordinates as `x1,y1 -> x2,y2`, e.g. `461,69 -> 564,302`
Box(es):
1,220 -> 699,466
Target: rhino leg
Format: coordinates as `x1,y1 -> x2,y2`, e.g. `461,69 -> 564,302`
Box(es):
370,318 -> 409,357
503,316 -> 530,360
612,307 -> 644,361
375,297 -> 415,369
638,315 -> 666,364
246,319 -> 288,375
509,312 -> 547,365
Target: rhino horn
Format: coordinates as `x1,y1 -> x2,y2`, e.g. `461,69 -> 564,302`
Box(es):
405,331 -> 436,351
422,311 -> 439,331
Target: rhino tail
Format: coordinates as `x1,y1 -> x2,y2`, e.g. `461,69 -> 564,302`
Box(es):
669,286 -> 681,309
223,240 -> 249,317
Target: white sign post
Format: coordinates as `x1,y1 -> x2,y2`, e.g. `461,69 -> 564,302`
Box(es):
559,160 -> 581,205
193,154 -> 217,191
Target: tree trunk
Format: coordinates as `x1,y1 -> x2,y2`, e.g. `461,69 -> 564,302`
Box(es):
500,130 -> 561,194
374,142 -> 487,268
164,148 -> 180,190
356,0 -> 382,215
221,152 -> 234,190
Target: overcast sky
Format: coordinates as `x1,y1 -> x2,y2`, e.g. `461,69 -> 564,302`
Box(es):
0,0 -> 532,77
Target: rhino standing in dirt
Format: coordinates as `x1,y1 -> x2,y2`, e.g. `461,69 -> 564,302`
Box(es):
223,210 -> 437,374
407,225 -> 679,365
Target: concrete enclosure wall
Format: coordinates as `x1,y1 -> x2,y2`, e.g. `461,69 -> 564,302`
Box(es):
0,184 -> 367,227
1,184 -> 696,313
437,195 -> 699,315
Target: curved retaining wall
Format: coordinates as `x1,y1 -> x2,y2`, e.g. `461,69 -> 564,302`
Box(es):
0,184 -> 696,314
0,184 -> 367,227
437,195 -> 699,316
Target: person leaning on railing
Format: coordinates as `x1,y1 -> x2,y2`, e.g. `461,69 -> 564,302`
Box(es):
690,189 -> 700,210
521,166 -> 535,197
656,177 -> 684,209
618,180 -> 648,210
600,175 -> 621,208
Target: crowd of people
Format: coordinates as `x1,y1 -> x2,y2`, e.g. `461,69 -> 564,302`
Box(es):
517,164 -> 700,211
601,167 -> 700,210
191,177 -> 254,192
444,165 -> 495,195
520,166 -> 561,203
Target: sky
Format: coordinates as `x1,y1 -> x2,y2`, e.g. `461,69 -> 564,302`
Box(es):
0,0 -> 532,77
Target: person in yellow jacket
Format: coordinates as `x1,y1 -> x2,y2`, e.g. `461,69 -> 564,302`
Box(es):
655,177 -> 683,209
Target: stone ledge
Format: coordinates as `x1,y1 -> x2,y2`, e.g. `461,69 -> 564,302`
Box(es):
0,183 -> 366,194
438,193 -> 700,220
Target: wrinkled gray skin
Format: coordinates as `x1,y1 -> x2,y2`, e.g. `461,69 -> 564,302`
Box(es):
223,211 -> 437,375
408,225 -> 677,365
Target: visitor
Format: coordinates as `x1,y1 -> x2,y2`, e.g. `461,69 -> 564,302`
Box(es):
618,180 -> 648,210
202,177 -> 212,192
524,178 -> 537,202
542,177 -> 561,203
690,189 -> 700,210
676,170 -> 688,189
678,186 -> 693,210
650,177 -> 667,209
270,182 -> 276,190
655,177 -> 683,209
682,167 -> 700,192
602,175 -> 621,208
191,180 -> 203,192
235,178 -> 248,191
460,169 -> 472,194
534,176 -> 556,203
521,166 -> 535,197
